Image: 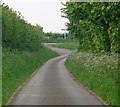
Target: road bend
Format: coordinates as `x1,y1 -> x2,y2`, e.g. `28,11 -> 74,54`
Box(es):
8,44 -> 104,105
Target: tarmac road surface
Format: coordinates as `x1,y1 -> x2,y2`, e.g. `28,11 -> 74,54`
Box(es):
8,44 -> 104,105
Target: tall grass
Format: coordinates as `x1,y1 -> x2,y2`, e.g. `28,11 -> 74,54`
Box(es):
65,51 -> 118,106
2,46 -> 58,105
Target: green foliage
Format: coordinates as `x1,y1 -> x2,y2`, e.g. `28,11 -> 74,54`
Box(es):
2,46 -> 58,105
44,32 -> 77,43
66,51 -> 118,105
61,2 -> 120,53
44,32 -> 66,43
2,4 -> 44,51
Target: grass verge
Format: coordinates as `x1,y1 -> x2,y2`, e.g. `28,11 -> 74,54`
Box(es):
2,46 -> 58,105
65,51 -> 118,106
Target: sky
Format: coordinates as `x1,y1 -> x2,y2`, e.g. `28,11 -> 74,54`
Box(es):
2,0 -> 69,33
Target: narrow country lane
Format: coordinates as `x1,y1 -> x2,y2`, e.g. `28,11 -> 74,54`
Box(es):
8,44 -> 104,105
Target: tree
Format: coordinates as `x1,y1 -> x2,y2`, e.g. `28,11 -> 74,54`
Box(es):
61,2 -> 120,53
2,4 -> 44,51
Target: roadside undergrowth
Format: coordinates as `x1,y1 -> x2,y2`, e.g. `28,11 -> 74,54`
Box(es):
65,51 -> 118,106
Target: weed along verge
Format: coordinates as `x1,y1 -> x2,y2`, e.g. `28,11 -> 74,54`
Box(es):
65,51 -> 118,106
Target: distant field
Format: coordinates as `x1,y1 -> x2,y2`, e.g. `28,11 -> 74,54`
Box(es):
65,51 -> 118,105
2,46 -> 58,105
51,42 -> 79,50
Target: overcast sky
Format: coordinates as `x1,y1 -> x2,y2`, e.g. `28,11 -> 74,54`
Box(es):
2,0 -> 68,33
